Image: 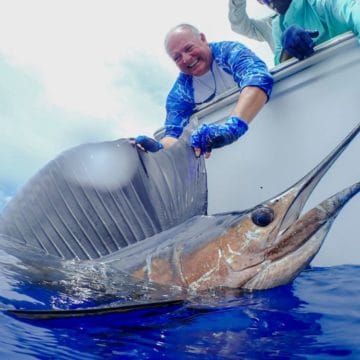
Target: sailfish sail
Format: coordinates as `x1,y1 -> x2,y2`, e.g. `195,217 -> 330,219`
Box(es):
0,135 -> 207,260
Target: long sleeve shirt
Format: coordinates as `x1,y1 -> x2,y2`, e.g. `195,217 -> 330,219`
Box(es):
164,41 -> 273,139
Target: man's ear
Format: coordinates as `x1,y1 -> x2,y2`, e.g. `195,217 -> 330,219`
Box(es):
200,33 -> 207,43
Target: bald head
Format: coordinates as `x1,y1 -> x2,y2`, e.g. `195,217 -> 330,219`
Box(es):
164,23 -> 212,76
164,23 -> 201,54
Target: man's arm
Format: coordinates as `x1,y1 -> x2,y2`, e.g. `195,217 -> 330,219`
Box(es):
192,86 -> 267,158
136,86 -> 267,153
279,49 -> 293,62
161,76 -> 196,149
228,0 -> 275,52
191,42 -> 273,158
160,136 -> 178,149
328,0 -> 360,39
230,86 -> 268,124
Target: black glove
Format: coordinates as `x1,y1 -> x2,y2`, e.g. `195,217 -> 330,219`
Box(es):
282,25 -> 319,60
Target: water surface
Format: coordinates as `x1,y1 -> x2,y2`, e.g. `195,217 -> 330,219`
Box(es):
0,264 -> 358,359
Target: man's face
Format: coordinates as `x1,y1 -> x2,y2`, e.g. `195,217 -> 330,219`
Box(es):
166,29 -> 212,76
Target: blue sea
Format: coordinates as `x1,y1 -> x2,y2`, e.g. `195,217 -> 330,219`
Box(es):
0,264 -> 359,359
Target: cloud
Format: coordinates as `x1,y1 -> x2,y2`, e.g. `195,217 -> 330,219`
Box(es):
0,0 -> 275,196
111,52 -> 175,136
0,51 -> 173,192
0,56 -> 113,188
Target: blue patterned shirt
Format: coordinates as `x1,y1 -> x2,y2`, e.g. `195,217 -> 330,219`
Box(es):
164,41 -> 273,138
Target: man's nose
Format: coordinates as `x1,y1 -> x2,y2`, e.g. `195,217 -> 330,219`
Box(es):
182,52 -> 193,64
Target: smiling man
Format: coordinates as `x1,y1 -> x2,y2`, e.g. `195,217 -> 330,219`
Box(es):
135,23 -> 273,158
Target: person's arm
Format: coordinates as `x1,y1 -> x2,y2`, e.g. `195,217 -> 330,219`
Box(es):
160,136 -> 178,149
191,42 -> 273,158
272,17 -> 284,65
279,49 -> 293,63
326,0 -> 360,39
230,86 -> 267,124
160,75 -> 196,149
192,86 -> 267,158
225,42 -> 273,102
228,0 -> 275,52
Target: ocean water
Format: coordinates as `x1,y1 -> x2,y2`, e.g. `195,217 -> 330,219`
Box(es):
0,264 -> 359,359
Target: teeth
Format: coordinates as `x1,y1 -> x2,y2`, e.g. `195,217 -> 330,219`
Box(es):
188,59 -> 198,68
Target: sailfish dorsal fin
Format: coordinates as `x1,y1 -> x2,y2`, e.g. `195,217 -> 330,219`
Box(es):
0,134 -> 207,260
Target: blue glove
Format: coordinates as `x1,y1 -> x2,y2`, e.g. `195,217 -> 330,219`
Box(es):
134,135 -> 164,152
281,25 -> 319,60
191,116 -> 248,155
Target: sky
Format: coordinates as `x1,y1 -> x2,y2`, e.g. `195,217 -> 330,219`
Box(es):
0,0 -> 274,207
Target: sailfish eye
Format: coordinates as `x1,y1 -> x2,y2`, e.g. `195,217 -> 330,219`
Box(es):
251,206 -> 274,227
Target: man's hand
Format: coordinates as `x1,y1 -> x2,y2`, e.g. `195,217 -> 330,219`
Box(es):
281,25 -> 319,60
161,136 -> 178,149
132,135 -> 164,152
191,116 -> 248,158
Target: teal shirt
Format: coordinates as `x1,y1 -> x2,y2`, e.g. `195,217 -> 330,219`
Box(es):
272,0 -> 360,64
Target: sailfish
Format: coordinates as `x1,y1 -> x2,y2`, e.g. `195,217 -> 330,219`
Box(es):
0,122 -> 359,301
